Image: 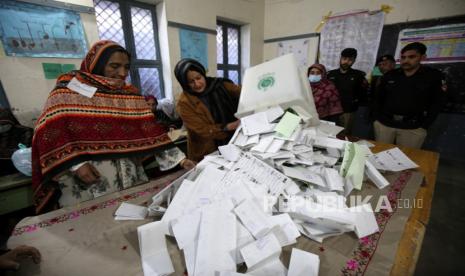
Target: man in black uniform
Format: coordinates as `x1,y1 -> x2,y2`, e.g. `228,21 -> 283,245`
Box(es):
373,42 -> 443,148
327,48 -> 368,135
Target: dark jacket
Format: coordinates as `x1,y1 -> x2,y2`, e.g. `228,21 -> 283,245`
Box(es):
327,68 -> 368,112
374,66 -> 443,129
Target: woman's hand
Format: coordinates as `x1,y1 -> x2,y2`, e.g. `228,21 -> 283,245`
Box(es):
225,120 -> 240,131
180,158 -> 196,170
0,245 -> 41,270
75,163 -> 100,185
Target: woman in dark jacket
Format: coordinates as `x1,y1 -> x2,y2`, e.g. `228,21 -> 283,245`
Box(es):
175,59 -> 240,161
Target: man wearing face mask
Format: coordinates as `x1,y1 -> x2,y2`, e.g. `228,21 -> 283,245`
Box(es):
327,48 -> 368,135
373,42 -> 443,148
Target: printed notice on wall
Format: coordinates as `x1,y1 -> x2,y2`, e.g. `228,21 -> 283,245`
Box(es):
395,24 -> 465,63
319,10 -> 385,74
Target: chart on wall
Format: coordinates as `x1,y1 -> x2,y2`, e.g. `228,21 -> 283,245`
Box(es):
0,0 -> 87,58
319,10 -> 385,74
179,28 -> 208,69
394,24 -> 465,63
277,38 -> 312,70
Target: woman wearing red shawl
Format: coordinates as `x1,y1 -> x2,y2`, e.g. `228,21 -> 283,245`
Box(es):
32,40 -> 189,213
307,64 -> 343,122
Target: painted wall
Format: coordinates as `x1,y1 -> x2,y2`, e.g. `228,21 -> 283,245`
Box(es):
263,0 -> 465,64
0,0 -> 264,126
0,0 -> 98,127
263,0 -> 465,162
163,0 -> 265,99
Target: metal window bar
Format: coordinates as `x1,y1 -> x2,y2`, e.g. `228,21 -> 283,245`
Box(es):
93,0 -> 164,98
217,20 -> 241,84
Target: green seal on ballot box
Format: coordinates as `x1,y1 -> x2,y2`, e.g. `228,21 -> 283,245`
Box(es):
257,73 -> 275,91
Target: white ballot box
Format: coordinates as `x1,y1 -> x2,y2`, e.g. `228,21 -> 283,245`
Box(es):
236,54 -> 319,125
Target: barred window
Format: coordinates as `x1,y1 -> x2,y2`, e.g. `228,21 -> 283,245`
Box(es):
216,21 -> 241,84
93,0 -> 164,98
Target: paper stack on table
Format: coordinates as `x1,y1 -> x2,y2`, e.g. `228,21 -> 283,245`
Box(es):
137,54 -> 420,275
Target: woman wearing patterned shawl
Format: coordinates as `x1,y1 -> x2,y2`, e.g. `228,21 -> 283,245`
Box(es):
174,59 -> 241,162
32,40 -> 192,213
307,63 -> 343,123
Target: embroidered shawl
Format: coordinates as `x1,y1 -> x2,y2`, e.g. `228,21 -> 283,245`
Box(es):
32,40 -> 171,213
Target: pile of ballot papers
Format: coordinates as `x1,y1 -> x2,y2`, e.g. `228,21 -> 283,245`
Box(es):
136,105 -> 419,276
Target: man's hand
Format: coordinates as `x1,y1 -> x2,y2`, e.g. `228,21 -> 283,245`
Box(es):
75,163 -> 100,185
0,245 -> 41,270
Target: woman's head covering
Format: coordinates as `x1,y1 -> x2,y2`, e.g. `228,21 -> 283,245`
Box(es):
174,58 -> 206,92
174,58 -> 239,129
80,40 -> 130,76
306,63 -> 343,119
307,63 -> 328,79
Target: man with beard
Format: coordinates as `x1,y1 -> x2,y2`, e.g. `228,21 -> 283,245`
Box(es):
327,48 -> 368,135
373,42 -> 443,148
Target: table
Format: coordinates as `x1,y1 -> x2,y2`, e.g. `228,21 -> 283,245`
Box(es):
370,142 -> 439,276
6,142 -> 439,276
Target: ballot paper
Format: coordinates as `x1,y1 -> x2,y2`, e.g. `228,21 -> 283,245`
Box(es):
340,143 -> 369,190
235,221 -> 255,264
246,258 -> 287,276
194,207 -> 237,276
240,233 -> 282,270
316,122 -> 344,137
313,136 -> 348,151
349,204 -> 379,238
369,147 -> 419,172
183,165 -> 226,210
223,153 -> 294,196
233,129 -> 249,147
161,179 -> 196,227
288,248 -> 319,276
290,105 -> 312,122
269,214 -> 301,246
265,106 -> 285,122
311,191 -> 347,209
171,210 -> 201,250
296,222 -> 346,243
323,167 -> 345,192
241,112 -> 274,136
217,180 -> 256,206
234,199 -> 273,239
365,160 -> 390,189
251,135 -> 275,153
218,272 -> 247,276
114,202 -> 147,220
266,139 -> 286,153
219,144 -> 242,162
274,125 -> 302,142
137,221 -> 174,276
274,112 -> 301,138
202,155 -> 233,169
245,135 -> 260,146
281,165 -> 326,187
356,140 -> 375,148
183,243 -> 197,276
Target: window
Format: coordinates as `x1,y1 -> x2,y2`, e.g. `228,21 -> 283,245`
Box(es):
93,0 -> 164,99
216,21 -> 241,84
